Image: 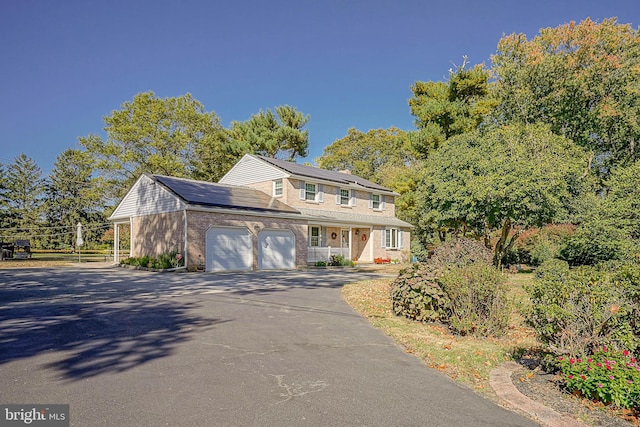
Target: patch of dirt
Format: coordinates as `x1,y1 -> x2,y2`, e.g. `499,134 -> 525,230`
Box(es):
512,361 -> 637,426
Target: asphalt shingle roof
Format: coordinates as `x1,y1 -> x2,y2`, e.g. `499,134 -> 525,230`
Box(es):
256,156 -> 392,192
152,174 -> 300,214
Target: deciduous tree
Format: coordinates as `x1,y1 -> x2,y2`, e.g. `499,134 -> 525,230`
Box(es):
491,18 -> 640,169
418,124 -> 587,266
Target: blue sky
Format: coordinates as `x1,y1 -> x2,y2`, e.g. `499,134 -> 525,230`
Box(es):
1,0 -> 639,175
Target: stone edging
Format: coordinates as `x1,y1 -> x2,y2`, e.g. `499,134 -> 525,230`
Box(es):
490,361 -> 588,427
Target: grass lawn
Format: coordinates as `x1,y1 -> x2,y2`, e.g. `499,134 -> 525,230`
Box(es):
342,268 -> 538,398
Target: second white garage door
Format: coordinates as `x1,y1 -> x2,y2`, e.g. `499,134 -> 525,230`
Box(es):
258,229 -> 295,270
206,227 -> 253,271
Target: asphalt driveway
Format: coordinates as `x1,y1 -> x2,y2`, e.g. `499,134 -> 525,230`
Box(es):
0,267 -> 538,426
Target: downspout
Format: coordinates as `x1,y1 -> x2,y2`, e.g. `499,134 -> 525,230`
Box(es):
183,209 -> 188,270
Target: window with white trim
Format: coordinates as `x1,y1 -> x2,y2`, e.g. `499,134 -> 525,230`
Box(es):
305,183 -> 316,201
336,188 -> 357,206
383,228 -> 402,249
340,189 -> 349,205
310,226 -> 321,247
300,181 -> 323,203
370,194 -> 385,210
273,179 -> 283,196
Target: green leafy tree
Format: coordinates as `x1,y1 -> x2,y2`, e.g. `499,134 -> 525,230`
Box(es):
3,154 -> 46,242
316,127 -> 421,226
80,91 -> 226,200
491,18 -> 640,169
228,105 -> 310,161
44,149 -> 106,250
408,58 -> 497,157
559,159 -> 640,265
418,124 -> 587,266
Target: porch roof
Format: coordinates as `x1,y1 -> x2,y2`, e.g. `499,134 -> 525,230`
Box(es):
298,208 -> 413,228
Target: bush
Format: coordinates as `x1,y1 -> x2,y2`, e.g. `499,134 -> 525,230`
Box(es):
120,251 -> 184,270
513,224 -> 576,266
428,238 -> 493,268
558,222 -> 631,266
438,263 -> 509,337
526,260 -> 640,356
559,348 -> 640,409
390,263 -> 450,322
390,261 -> 509,337
329,254 -> 353,266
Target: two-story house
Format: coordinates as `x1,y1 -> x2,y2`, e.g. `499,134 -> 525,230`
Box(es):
109,154 -> 412,271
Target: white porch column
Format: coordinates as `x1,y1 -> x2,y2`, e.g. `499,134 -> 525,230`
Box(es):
348,226 -> 353,261
113,223 -> 119,263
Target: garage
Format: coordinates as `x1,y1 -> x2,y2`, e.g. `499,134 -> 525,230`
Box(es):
258,229 -> 295,270
206,227 -> 253,271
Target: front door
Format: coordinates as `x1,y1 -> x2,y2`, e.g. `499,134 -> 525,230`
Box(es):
341,229 -> 350,248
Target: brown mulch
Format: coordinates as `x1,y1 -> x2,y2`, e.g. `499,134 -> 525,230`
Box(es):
512,361 -> 637,427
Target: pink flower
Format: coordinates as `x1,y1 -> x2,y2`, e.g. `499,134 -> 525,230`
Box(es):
603,347 -> 608,352
598,383 -> 604,388
587,367 -> 592,371
580,375 -> 586,380
596,363 -> 603,367
558,357 -> 564,361
609,375 -> 614,380
568,375 -> 573,379
587,358 -> 593,363
629,380 -> 634,384
607,365 -> 612,371
577,358 -> 582,363
569,358 -> 575,364
624,350 -> 630,356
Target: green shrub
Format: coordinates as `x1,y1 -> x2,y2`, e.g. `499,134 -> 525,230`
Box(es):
428,237 -> 493,268
438,263 -> 509,337
559,348 -> 640,409
329,254 -> 353,266
390,263 -> 450,322
558,222 -> 630,266
526,260 -> 640,356
513,224 -> 576,266
315,261 -> 328,267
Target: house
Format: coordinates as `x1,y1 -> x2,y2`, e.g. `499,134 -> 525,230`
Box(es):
109,154 -> 413,271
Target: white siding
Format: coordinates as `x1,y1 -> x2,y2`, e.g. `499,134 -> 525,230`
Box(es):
219,154 -> 287,186
110,175 -> 185,220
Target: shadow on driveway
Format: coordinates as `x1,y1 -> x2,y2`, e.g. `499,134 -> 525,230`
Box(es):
0,268 -> 228,381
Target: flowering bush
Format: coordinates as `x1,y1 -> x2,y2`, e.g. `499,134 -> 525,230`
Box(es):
559,348 -> 640,409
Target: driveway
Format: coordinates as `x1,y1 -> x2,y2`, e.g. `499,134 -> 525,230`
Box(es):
0,267 -> 538,426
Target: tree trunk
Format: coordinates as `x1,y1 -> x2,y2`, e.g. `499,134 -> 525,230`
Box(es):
493,218 -> 512,269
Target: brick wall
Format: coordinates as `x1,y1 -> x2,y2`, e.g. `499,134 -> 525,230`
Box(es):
186,210 -> 308,270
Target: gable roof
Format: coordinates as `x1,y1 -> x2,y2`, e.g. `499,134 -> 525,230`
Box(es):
254,156 -> 393,193
152,174 -> 300,214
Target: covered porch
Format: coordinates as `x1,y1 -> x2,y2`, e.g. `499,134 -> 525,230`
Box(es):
306,225 -> 372,264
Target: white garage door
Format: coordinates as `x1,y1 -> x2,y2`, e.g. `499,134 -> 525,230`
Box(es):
206,227 -> 253,271
258,229 -> 295,270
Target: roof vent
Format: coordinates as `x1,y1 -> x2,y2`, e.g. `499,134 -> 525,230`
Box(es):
339,170 -> 351,175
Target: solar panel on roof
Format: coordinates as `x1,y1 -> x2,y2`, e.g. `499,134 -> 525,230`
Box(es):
256,156 -> 391,192
153,175 -> 300,214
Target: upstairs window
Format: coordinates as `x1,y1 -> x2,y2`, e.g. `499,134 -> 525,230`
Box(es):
370,194 -> 385,210
336,188 -> 357,206
305,183 -> 317,201
273,179 -> 283,196
340,189 -> 350,205
299,181 -> 323,202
